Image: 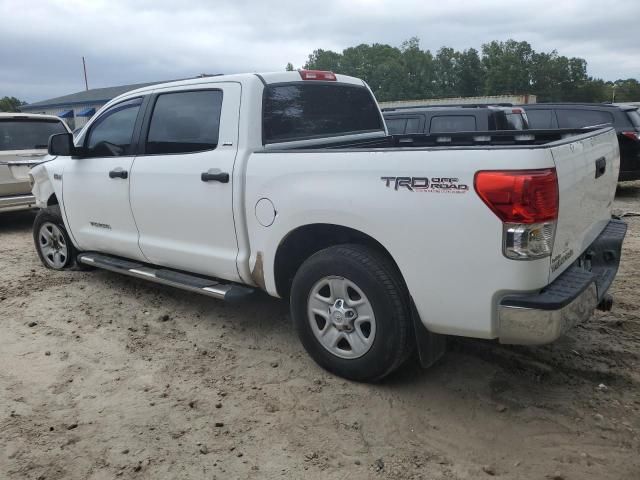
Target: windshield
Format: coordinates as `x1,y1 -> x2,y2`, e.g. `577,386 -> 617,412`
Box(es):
0,119 -> 67,151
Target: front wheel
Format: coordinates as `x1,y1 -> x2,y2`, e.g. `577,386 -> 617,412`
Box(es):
290,244 -> 413,382
33,205 -> 76,270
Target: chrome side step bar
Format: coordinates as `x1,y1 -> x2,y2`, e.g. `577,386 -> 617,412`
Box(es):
77,253 -> 254,302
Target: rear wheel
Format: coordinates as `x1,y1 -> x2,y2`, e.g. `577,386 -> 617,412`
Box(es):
290,244 -> 413,382
33,205 -> 77,270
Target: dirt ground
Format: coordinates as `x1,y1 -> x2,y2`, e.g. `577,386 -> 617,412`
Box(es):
1,185 -> 640,480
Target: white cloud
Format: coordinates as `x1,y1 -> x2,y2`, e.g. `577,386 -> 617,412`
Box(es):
1,0 -> 637,102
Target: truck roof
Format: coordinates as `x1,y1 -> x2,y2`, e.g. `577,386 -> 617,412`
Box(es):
120,71 -> 366,100
522,102 -> 637,111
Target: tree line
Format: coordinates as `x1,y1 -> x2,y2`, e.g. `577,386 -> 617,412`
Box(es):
0,96 -> 25,112
291,38 -> 639,103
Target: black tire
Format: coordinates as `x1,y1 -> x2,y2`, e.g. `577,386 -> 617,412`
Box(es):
290,244 -> 413,382
33,205 -> 77,270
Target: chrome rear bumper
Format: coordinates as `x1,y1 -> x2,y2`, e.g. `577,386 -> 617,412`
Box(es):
498,219 -> 627,345
0,194 -> 36,213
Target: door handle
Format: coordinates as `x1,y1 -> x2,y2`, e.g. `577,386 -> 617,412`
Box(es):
201,169 -> 229,183
109,168 -> 128,179
595,157 -> 606,179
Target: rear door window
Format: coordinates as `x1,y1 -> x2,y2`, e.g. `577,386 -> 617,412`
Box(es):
405,117 -> 421,133
526,109 -> 557,129
145,90 -> 223,155
385,117 -> 407,134
557,109 -> 614,128
429,115 -> 476,133
384,116 -> 421,134
262,83 -> 383,143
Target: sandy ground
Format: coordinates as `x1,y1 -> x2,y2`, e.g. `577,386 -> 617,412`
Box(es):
1,185 -> 640,480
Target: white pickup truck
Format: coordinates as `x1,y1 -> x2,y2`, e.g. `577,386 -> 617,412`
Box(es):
30,70 -> 626,381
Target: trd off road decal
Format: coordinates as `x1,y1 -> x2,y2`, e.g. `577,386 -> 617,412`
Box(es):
381,176 -> 469,194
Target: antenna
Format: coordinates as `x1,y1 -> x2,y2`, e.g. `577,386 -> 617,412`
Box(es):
82,57 -> 89,91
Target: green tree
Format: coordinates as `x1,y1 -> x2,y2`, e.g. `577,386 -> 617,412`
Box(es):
0,96 -> 25,112
456,48 -> 484,97
301,37 -> 637,104
482,40 -> 534,94
610,79 -> 640,102
285,62 -> 295,71
304,49 -> 342,72
433,47 -> 458,97
400,37 -> 435,99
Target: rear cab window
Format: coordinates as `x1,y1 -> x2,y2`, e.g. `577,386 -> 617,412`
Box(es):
0,118 -> 67,151
262,83 -> 384,144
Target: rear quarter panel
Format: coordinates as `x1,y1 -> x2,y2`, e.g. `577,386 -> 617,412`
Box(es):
245,147 -> 556,339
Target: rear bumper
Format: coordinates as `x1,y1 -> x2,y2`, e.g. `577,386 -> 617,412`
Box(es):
498,219 -> 627,344
0,194 -> 37,213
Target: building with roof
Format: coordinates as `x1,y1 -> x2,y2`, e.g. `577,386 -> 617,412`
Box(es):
19,81 -> 165,130
378,94 -> 537,110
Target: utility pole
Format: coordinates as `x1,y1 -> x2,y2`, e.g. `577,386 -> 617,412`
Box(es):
612,84 -> 616,103
82,57 -> 89,91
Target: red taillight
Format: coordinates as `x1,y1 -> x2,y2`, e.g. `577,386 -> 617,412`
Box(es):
622,131 -> 640,141
298,69 -> 337,81
474,169 -> 559,224
512,108 -> 523,114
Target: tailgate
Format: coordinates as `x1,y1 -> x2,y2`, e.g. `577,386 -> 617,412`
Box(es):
549,128 -> 619,281
0,150 -> 47,197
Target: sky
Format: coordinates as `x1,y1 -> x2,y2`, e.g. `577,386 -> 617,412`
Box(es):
1,0 -> 637,103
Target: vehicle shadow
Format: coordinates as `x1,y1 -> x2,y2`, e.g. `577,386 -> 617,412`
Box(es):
0,210 -> 36,233
615,181 -> 640,198
81,266 -> 635,420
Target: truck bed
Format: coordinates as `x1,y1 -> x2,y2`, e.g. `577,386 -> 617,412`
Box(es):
248,127 -> 619,339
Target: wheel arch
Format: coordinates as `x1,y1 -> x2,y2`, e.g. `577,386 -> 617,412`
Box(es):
273,223 -> 404,300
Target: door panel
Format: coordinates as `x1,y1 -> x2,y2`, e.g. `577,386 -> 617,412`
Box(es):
130,83 -> 241,281
63,157 -> 147,259
62,97 -> 146,260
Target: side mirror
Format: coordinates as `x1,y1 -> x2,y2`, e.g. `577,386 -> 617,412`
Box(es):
48,133 -> 75,156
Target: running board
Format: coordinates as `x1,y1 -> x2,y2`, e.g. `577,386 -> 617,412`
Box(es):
77,252 -> 254,302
